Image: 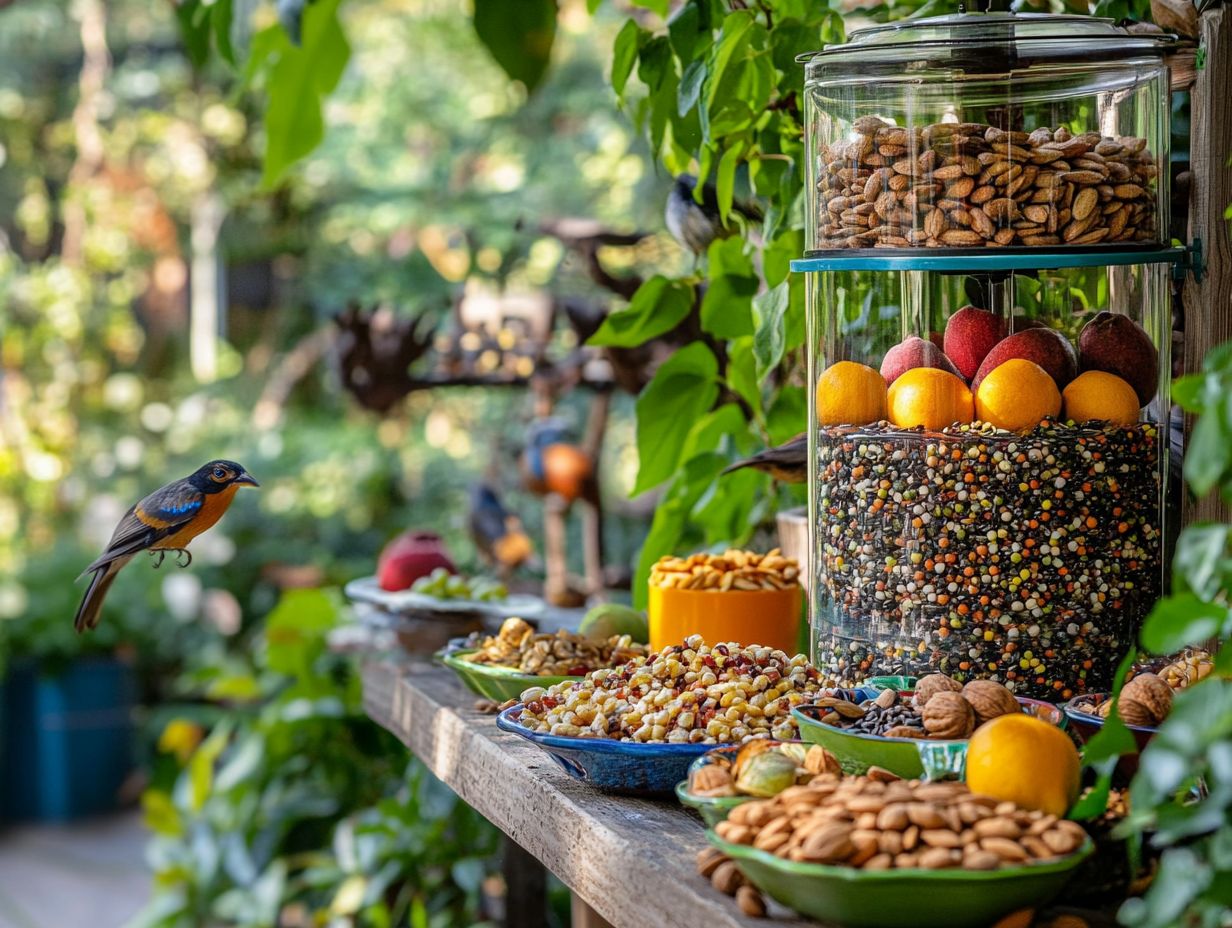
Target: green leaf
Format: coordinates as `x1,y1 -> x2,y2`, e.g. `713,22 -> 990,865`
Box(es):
1140,593 -> 1230,655
766,385 -> 806,446
277,0 -> 308,45
632,343 -> 720,494
263,587 -> 339,677
631,0 -> 670,16
715,140 -> 744,221
1185,409 -> 1231,498
678,59 -> 707,117
637,36 -> 674,92
588,275 -> 693,348
727,336 -> 761,418
1172,524 -> 1232,600
752,281 -> 789,378
611,19 -> 642,97
1078,647 -> 1140,765
261,0 -> 351,187
174,1 -> 211,69
667,1 -> 706,62
473,0 -> 557,93
705,11 -> 754,108
700,236 -> 756,339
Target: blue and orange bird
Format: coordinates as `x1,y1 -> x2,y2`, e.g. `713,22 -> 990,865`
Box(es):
520,419 -> 599,507
74,460 -> 259,632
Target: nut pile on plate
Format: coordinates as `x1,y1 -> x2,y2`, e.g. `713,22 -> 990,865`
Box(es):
464,617 -> 646,676
715,775 -> 1088,871
516,636 -> 826,743
817,673 -> 1022,739
689,742 -> 843,799
649,549 -> 800,591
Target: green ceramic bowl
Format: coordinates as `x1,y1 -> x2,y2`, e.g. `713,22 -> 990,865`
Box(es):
675,780 -> 750,827
865,675 -> 917,692
793,693 -> 1066,780
710,833 -> 1093,928
438,649 -> 579,702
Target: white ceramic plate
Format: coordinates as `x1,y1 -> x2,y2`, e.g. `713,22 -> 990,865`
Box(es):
344,576 -> 544,619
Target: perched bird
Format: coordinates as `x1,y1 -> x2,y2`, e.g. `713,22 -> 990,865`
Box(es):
74,460 -> 259,632
665,174 -> 764,256
468,482 -> 535,574
520,419 -> 599,506
721,433 -> 807,484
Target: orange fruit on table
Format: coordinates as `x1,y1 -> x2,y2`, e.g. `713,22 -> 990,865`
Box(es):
974,358 -> 1062,431
816,361 -> 887,426
1062,370 -> 1141,427
887,367 -> 974,431
965,713 -> 1080,817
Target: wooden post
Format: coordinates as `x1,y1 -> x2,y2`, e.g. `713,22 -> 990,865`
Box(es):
502,836 -> 547,928
571,894 -> 616,928
1182,4 -> 1232,526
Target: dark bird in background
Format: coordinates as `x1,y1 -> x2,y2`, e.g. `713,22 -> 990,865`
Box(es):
75,460 -> 259,633
468,482 -> 535,575
521,418 -> 599,506
665,174 -> 764,256
722,433 -> 807,484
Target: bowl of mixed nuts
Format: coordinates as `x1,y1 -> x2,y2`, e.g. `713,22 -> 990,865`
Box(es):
707,774 -> 1092,928
647,550 -> 802,654
793,674 -> 1064,779
438,618 -> 647,702
677,741 -> 844,827
495,637 -> 828,794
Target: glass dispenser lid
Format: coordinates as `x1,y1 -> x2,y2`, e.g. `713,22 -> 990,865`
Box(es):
802,12 -> 1177,72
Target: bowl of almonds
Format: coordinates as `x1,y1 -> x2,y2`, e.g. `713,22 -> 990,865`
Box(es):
647,550 -> 802,654
708,774 -> 1092,928
793,674 -> 1064,780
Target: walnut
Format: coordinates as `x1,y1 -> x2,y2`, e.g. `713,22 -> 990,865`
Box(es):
1118,672 -> 1173,727
913,673 -> 963,710
690,764 -> 738,797
921,691 -> 976,739
962,680 -> 1020,727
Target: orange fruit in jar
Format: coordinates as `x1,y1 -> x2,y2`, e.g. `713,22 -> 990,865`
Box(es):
974,359 -> 1061,431
886,367 -> 974,431
816,361 -> 887,426
965,713 -> 1080,817
1062,370 -> 1141,426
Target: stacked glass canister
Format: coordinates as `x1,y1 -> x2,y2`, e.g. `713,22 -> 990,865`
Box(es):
793,13 -> 1182,700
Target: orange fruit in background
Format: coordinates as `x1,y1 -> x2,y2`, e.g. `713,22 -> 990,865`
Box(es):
887,367 -> 974,431
974,358 -> 1061,431
965,713 -> 1080,817
1062,370 -> 1141,426
816,361 -> 887,426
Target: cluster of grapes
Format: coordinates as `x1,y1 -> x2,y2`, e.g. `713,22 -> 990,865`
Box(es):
411,567 -> 508,602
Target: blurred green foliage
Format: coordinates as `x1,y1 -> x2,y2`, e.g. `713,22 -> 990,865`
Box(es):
134,587 -> 499,928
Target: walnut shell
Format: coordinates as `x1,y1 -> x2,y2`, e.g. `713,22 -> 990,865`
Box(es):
962,680 -> 1020,727
921,691 -> 976,739
691,764 -> 737,797
882,725 -> 928,740
1118,672 -> 1173,727
913,673 -> 963,710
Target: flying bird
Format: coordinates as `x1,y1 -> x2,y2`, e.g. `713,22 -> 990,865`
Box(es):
74,460 -> 258,632
721,434 -> 807,484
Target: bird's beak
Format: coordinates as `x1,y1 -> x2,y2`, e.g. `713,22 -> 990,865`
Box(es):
235,473 -> 260,487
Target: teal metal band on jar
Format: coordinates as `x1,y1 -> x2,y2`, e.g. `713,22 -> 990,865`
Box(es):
791,246 -> 1188,274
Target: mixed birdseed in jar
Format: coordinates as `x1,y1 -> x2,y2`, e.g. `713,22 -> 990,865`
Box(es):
515,637 -> 826,743
813,420 -> 1162,700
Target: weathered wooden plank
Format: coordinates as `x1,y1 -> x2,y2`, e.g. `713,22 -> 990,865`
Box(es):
362,660 -> 816,928
1182,6 -> 1232,527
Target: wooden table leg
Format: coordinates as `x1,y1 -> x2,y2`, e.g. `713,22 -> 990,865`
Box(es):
570,894 -> 615,928
503,835 -> 547,928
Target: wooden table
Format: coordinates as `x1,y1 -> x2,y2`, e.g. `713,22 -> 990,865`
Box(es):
362,659 -> 813,928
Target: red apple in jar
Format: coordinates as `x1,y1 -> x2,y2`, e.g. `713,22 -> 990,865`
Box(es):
377,531 -> 457,591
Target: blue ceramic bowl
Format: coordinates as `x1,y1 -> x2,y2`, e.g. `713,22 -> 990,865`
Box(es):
496,705 -> 716,795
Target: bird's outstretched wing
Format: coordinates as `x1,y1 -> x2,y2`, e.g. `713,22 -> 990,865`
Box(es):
81,481 -> 205,574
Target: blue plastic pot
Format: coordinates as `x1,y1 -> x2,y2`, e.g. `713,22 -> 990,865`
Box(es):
0,657 -> 136,823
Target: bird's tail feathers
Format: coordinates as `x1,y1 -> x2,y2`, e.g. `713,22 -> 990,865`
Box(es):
74,558 -> 128,633
721,458 -> 758,477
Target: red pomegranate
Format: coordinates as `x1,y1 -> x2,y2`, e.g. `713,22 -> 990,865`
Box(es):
377,531 -> 456,591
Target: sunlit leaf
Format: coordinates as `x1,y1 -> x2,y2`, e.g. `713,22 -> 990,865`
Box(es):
1140,593 -> 1230,655
632,343 -> 720,494
588,275 -> 693,348
611,19 -> 642,97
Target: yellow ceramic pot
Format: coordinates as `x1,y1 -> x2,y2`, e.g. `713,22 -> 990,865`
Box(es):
648,585 -> 802,654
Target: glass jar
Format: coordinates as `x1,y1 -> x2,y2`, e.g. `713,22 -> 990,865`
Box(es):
801,256 -> 1178,699
802,13 -> 1175,253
